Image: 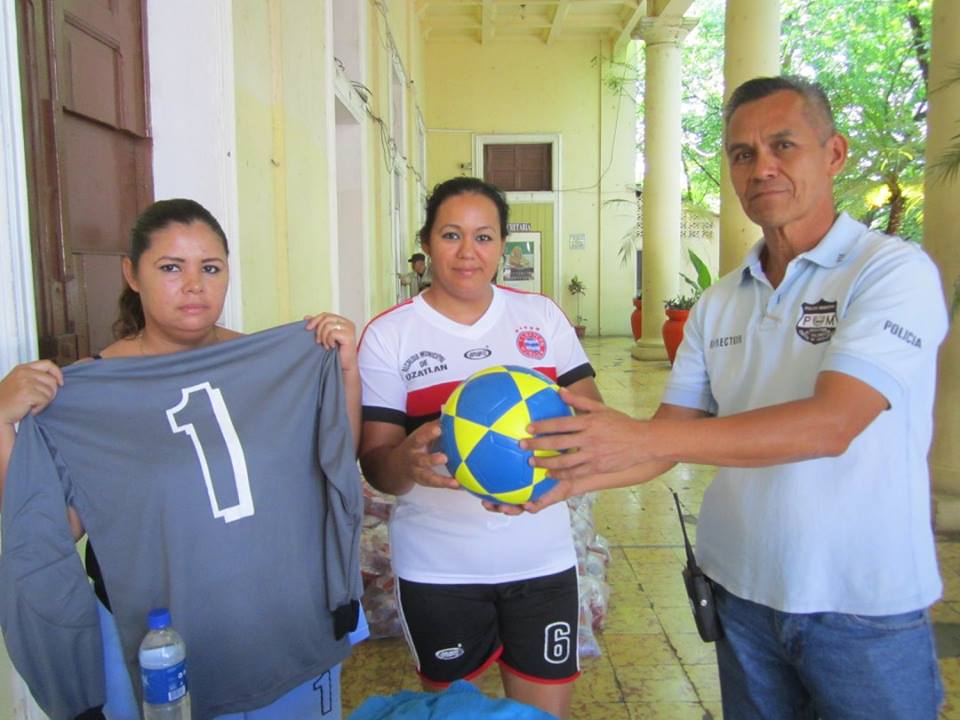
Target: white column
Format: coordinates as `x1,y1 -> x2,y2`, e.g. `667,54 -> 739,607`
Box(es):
718,0 -> 780,275
632,15 -> 697,360
926,0 -> 960,530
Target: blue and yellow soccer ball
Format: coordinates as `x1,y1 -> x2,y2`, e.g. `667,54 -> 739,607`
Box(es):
440,365 -> 572,505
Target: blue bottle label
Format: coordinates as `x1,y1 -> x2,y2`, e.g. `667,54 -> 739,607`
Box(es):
141,661 -> 187,704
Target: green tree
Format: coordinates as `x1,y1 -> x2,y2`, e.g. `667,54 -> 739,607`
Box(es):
668,0 -> 932,241
782,0 -> 930,241
679,4 -> 725,210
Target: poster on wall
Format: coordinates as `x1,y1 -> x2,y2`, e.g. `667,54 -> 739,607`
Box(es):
501,232 -> 540,293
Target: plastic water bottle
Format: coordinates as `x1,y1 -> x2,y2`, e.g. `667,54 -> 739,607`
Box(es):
139,608 -> 191,720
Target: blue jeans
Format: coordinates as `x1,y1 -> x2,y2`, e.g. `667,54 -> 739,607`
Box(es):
713,584 -> 943,720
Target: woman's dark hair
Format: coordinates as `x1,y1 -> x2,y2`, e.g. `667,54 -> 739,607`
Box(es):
114,198 -> 229,339
418,177 -> 510,247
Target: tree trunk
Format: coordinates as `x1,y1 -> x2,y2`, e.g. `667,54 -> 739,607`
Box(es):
884,174 -> 905,236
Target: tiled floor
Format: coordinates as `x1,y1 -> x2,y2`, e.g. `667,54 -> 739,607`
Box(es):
343,335 -> 960,719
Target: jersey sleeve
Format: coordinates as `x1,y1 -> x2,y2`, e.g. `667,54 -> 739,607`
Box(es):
358,320 -> 407,426
662,299 -> 718,413
543,296 -> 595,387
316,351 -> 364,639
821,244 -> 948,408
0,416 -> 106,719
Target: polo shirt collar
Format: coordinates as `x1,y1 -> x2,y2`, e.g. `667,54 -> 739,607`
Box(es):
739,212 -> 866,284
799,212 -> 865,268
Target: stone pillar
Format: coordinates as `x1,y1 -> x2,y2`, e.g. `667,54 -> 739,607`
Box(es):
632,14 -> 697,361
718,0 -> 780,275
926,0 -> 960,530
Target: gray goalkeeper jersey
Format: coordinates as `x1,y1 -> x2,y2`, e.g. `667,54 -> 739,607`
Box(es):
0,322 -> 363,720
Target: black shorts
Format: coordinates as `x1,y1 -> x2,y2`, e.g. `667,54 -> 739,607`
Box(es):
396,567 -> 580,685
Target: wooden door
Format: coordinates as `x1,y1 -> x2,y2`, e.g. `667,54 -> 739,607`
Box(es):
17,0 -> 152,363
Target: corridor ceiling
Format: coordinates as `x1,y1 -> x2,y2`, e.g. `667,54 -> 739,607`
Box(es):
417,0 -> 650,46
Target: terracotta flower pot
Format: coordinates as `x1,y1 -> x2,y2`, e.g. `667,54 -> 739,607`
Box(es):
630,298 -> 643,340
661,308 -> 690,366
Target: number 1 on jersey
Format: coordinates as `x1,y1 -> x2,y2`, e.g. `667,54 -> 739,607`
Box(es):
167,382 -> 255,523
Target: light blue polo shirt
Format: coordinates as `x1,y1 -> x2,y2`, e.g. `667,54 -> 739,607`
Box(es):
664,213 -> 948,615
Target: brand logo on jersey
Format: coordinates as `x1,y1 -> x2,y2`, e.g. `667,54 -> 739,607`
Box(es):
435,645 -> 465,661
464,347 -> 492,360
796,300 -> 838,345
516,329 -> 547,359
402,351 -> 448,381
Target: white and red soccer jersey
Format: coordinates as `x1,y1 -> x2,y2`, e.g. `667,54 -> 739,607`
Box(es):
358,286 -> 594,584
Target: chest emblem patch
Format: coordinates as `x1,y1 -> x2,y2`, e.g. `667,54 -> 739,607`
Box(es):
796,299 -> 838,345
516,330 -> 548,359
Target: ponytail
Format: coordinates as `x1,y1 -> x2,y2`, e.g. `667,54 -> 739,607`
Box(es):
112,285 -> 145,340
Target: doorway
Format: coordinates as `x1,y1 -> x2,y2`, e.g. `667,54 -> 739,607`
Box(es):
17,0 -> 153,363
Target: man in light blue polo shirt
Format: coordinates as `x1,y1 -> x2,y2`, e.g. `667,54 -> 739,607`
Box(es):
511,76 -> 949,718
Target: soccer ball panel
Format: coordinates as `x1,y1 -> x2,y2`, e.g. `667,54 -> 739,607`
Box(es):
440,365 -> 571,505
525,387 -> 573,422
456,371 -> 523,425
465,430 -> 534,495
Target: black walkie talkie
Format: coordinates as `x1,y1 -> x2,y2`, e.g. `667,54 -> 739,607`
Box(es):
673,491 -> 723,642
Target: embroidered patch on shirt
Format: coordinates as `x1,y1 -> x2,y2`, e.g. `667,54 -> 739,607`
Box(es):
796,300 -> 838,344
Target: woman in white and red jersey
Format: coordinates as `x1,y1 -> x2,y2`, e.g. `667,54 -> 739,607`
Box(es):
358,177 -> 601,719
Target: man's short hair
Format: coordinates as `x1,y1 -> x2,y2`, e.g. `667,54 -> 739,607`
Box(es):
724,75 -> 836,140
408,252 -> 426,264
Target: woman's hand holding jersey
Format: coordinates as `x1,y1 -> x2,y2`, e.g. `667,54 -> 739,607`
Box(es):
0,361 -> 65,512
304,312 -> 362,451
305,312 -> 357,364
0,361 -> 64,425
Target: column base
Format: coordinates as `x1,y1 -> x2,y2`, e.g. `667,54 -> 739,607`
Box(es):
934,465 -> 960,532
631,338 -> 667,361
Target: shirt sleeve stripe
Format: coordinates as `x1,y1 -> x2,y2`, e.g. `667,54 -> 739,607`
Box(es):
362,406 -> 407,426
557,363 -> 596,387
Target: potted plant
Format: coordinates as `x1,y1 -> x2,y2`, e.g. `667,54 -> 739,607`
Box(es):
662,293 -> 697,365
631,292 -> 643,341
661,251 -> 714,365
568,275 -> 587,338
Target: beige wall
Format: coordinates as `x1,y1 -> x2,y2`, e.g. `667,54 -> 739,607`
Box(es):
422,37 -> 636,335
231,0 -> 336,332
361,2 -> 430,316
225,3 -> 636,333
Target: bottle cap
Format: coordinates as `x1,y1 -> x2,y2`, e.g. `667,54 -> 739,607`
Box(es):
147,608 -> 171,630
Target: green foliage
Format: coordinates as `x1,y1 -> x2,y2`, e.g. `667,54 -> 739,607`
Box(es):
679,6 -> 726,211
929,62 -> 960,184
664,294 -> 699,311
568,275 -> 587,325
567,275 -> 586,296
662,0 -> 933,240
666,250 -> 714,311
681,250 -> 713,296
784,0 -> 931,241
